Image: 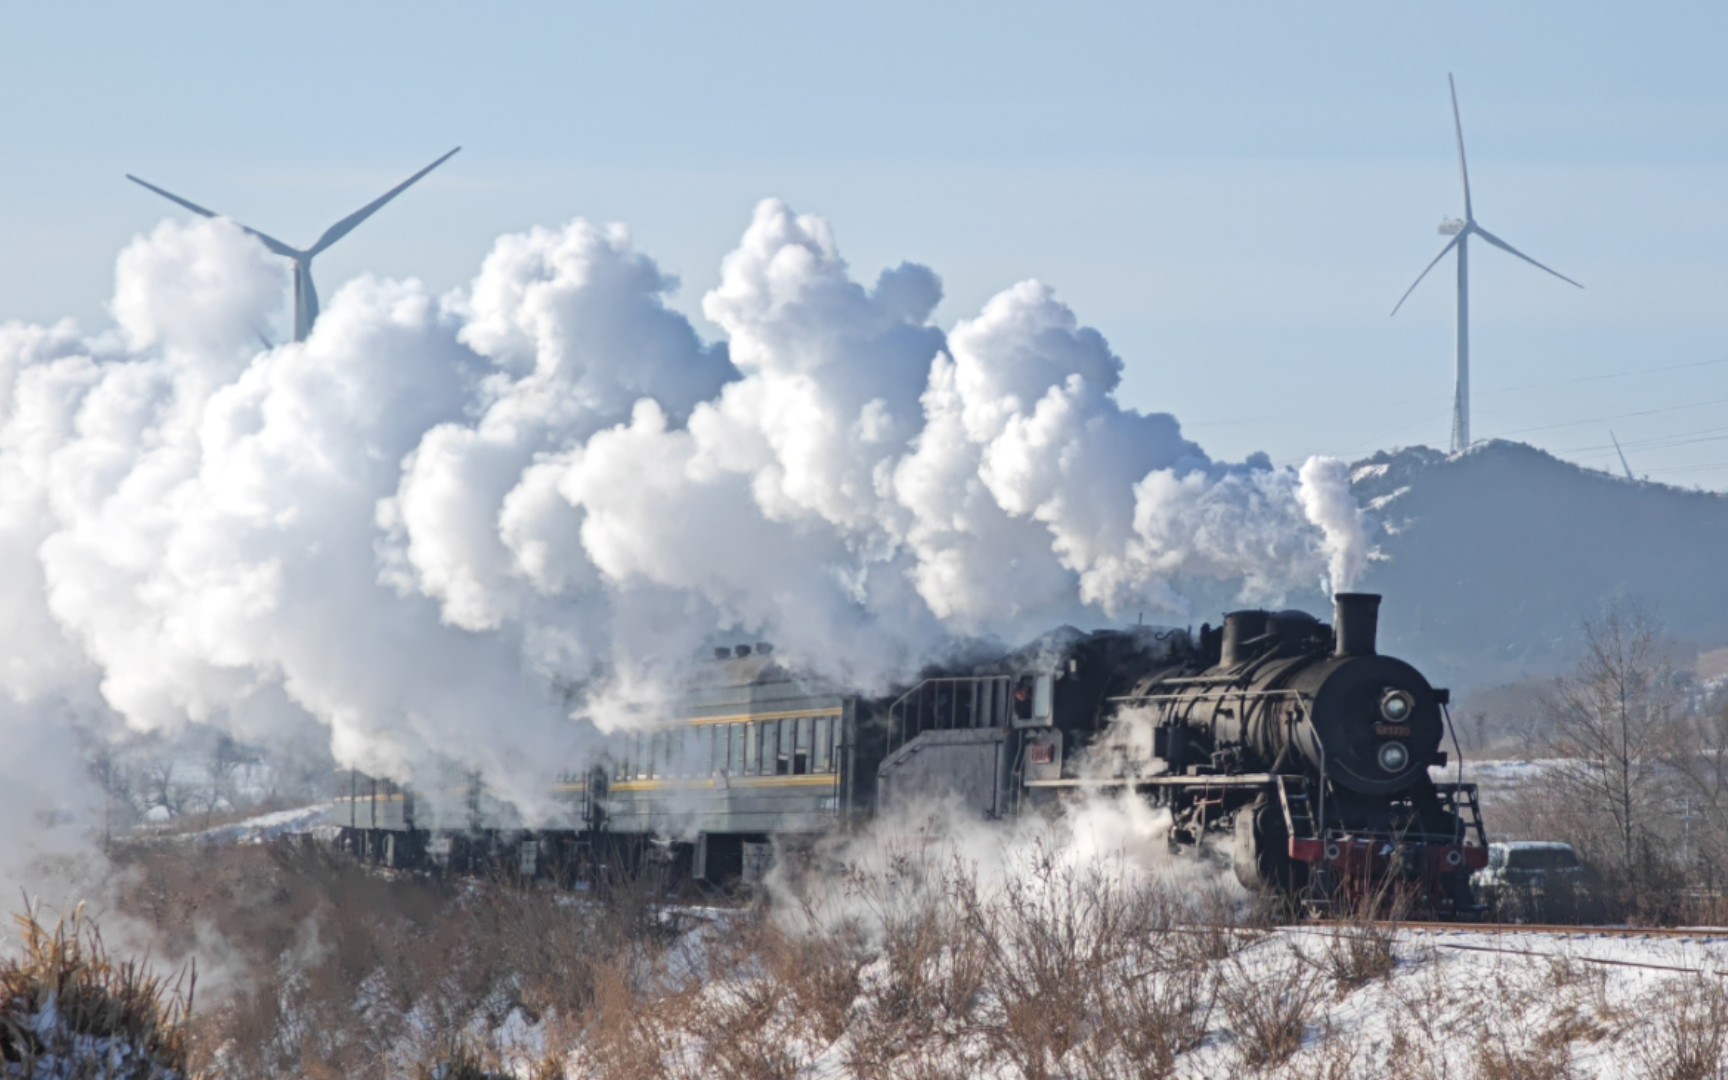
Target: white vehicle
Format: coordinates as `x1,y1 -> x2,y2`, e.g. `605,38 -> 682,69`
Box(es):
1472,841 -> 1588,919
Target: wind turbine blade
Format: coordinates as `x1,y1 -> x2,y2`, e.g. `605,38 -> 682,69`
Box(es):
1449,74 -> 1472,221
1610,431 -> 1634,480
306,146 -> 461,257
1473,225 -> 1584,289
126,175 -> 299,258
125,174 -> 219,219
291,261 -> 320,343
303,266 -> 319,328
1390,233 -> 1462,316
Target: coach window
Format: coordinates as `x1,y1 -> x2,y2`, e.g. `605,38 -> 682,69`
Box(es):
730,723 -> 745,775
813,716 -> 830,773
771,719 -> 788,775
744,722 -> 759,776
793,717 -> 812,774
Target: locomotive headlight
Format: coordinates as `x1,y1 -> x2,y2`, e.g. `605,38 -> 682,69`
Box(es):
1377,742 -> 1410,772
1380,689 -> 1414,722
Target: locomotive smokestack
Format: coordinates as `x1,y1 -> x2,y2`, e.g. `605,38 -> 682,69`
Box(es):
1333,592 -> 1381,657
1220,610 -> 1268,667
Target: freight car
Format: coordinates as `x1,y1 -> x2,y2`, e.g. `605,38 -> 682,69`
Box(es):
336,593 -> 1487,911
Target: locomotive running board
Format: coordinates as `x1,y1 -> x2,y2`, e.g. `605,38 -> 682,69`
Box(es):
1023,773 -> 1275,789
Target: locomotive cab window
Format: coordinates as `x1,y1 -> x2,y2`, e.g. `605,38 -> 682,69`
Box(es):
743,723 -> 759,776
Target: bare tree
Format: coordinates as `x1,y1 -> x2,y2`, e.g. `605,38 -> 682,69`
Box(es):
1542,601 -> 1685,882
1667,693 -> 1728,891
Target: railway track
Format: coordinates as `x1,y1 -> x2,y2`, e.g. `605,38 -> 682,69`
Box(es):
1385,920 -> 1728,940
1272,919 -> 1728,978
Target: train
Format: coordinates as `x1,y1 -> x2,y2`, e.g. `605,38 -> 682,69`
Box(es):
335,592 -> 1488,913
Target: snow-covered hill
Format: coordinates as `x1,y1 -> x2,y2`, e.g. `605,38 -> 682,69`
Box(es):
1349,440 -> 1728,687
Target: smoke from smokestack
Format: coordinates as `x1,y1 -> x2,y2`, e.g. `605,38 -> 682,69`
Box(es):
0,199 -> 1368,851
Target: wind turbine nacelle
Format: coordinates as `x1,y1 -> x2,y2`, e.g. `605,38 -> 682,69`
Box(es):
1438,218 -> 1465,236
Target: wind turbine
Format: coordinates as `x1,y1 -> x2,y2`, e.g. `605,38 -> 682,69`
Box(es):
1610,430 -> 1636,480
1391,76 -> 1582,453
127,147 -> 460,343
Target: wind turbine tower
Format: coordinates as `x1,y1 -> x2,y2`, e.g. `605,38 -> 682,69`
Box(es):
128,147 -> 460,342
1392,76 -> 1582,453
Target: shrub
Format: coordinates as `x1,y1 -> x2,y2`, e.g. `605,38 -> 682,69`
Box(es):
0,901 -> 193,1079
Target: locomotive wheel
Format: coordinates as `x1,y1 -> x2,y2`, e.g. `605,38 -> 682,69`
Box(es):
1231,801 -> 1308,893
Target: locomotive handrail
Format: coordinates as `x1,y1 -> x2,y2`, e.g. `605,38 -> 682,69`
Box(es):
1441,702 -> 1469,846
1150,674 -> 1253,687
1023,773 -> 1276,789
886,673 -> 1014,756
1108,689 -> 1306,706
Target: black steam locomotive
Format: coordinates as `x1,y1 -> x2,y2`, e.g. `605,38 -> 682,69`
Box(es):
336,593 -> 1487,912
1029,592 -> 1487,909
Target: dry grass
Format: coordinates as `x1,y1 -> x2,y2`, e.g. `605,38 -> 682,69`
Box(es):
72,830 -> 1728,1079
1631,978 -> 1728,1080
1217,949 -> 1324,1069
0,901 -> 194,1078
103,838 -> 675,1078
1474,1030 -> 1576,1080
1310,921 -> 1398,995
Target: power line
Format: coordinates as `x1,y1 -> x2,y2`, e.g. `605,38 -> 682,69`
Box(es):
1486,394 -> 1728,438
1555,425 -> 1728,455
1189,356 -> 1728,432
1486,355 -> 1728,395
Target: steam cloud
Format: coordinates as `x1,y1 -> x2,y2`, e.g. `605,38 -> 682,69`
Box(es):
0,199 -> 1367,825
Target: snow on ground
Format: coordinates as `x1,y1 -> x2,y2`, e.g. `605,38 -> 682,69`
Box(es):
775,923 -> 1728,1079
1432,757 -> 1557,787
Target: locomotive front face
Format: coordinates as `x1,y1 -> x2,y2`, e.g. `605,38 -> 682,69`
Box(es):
1297,654 -> 1444,796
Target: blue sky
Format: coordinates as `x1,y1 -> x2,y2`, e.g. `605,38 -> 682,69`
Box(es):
5,2 -> 1728,486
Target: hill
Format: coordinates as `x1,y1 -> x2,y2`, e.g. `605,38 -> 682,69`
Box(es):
1349,439 -> 1728,687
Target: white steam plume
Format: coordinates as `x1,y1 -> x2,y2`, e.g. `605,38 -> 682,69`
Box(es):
0,198 -> 1367,848
1295,455 -> 1370,593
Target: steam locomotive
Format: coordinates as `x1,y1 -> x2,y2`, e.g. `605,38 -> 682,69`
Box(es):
335,593 -> 1487,912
